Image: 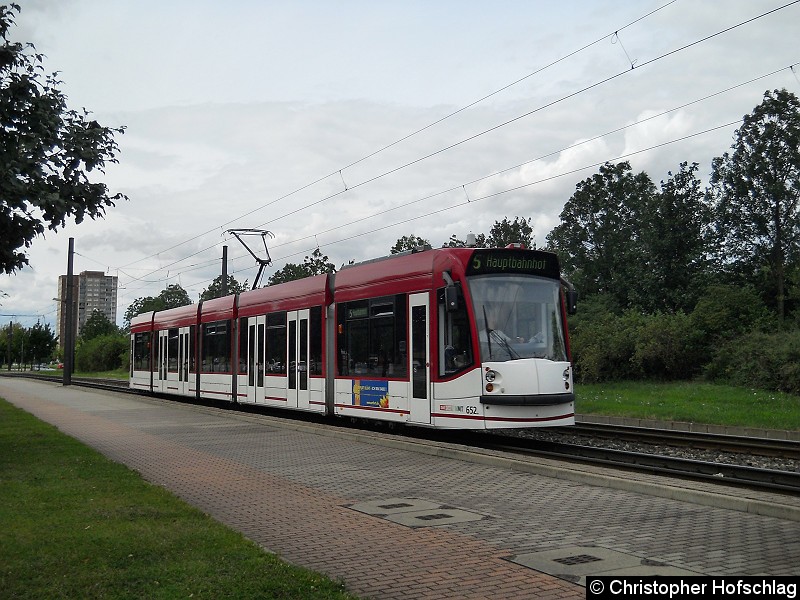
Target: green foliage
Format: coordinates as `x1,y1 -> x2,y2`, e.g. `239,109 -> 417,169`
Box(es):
80,311 -> 119,341
704,330 -> 800,395
0,320 -> 56,367
547,161 -> 657,308
391,234 -> 430,254
709,88 -> 800,320
159,283 -> 192,309
571,309 -> 705,383
570,308 -> 644,383
568,283 -> 800,397
484,216 -> 534,249
199,274 -> 248,301
689,284 -> 773,342
637,162 -> 714,312
443,217 -> 533,249
124,283 -> 192,328
25,321 -> 57,364
268,248 -> 335,285
630,312 -> 704,380
0,4 -> 126,274
75,333 -> 128,372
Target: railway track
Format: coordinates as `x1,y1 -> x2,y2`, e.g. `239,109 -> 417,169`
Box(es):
473,433 -> 800,495
4,371 -> 799,494
568,422 -> 800,460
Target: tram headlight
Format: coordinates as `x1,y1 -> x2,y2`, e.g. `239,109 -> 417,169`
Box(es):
485,369 -> 496,383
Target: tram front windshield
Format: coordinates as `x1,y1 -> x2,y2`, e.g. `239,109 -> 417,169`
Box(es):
468,274 -> 568,363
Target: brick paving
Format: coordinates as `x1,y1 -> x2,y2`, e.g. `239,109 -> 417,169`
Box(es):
3,378 -> 800,598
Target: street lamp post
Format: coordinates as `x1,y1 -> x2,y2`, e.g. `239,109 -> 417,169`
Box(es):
63,237 -> 75,386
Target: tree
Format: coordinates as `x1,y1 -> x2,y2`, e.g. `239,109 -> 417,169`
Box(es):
638,162 -> 714,312
0,320 -> 55,368
80,310 -> 119,341
158,284 -> 191,309
199,274 -> 248,301
123,284 -> 192,328
26,321 -> 56,365
546,162 -> 656,309
442,216 -> 534,249
267,248 -> 335,285
390,235 -> 430,254
1,321 -> 22,367
484,216 -> 534,249
0,4 -> 126,274
709,89 -> 800,321
124,296 -> 163,329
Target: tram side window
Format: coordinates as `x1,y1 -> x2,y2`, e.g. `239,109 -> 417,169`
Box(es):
438,286 -> 474,376
202,320 -> 231,373
338,295 -> 408,378
309,306 -> 323,376
133,332 -> 151,371
189,325 -> 196,373
266,312 -> 287,374
238,317 -> 248,375
167,328 -> 179,372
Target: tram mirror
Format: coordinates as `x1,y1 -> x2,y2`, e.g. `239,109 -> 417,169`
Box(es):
566,289 -> 578,315
445,286 -> 459,312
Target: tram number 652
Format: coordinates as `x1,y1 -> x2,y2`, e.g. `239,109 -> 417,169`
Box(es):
465,406 -> 479,415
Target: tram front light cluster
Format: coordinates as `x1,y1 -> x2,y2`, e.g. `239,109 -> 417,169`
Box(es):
485,368 -> 497,392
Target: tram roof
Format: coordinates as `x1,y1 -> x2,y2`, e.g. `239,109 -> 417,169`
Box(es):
334,247 -> 474,302
238,274 -> 330,316
129,311 -> 154,333
151,304 -> 199,329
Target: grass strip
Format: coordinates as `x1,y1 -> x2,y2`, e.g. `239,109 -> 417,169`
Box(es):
577,381 -> 800,431
0,398 -> 358,600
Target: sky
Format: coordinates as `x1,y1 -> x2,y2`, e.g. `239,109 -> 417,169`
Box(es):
2,0 -> 799,331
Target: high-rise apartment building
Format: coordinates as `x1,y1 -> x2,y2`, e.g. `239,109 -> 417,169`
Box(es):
56,271 -> 118,346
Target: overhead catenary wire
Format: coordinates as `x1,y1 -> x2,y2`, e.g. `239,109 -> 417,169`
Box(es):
119,3 -> 796,294
141,114 -> 748,300
112,2 -> 799,301
117,57 -> 799,300
266,120 -> 742,266
117,0 -> 680,272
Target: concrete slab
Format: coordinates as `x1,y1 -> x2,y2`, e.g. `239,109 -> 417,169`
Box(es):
510,546 -> 704,586
384,507 -> 487,528
348,497 -> 442,516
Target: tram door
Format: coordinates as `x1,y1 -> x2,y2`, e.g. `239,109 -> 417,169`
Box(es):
287,309 -> 310,410
157,328 -> 190,395
246,316 -> 266,403
408,293 -> 431,424
156,330 -> 168,393
177,328 -> 190,395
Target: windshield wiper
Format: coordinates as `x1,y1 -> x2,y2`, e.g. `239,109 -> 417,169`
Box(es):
497,335 -> 521,360
482,305 -> 493,359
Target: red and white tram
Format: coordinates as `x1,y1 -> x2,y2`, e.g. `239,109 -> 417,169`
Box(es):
130,245 -> 577,429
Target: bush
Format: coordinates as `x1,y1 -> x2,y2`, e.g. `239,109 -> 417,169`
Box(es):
631,312 -> 704,380
75,334 -> 128,372
571,308 -> 704,383
704,329 -> 800,394
689,284 -> 773,342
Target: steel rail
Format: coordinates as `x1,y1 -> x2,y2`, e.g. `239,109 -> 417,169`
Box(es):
568,422 -> 800,460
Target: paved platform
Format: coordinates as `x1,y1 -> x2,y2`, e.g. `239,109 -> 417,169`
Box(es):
2,379 -> 799,599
